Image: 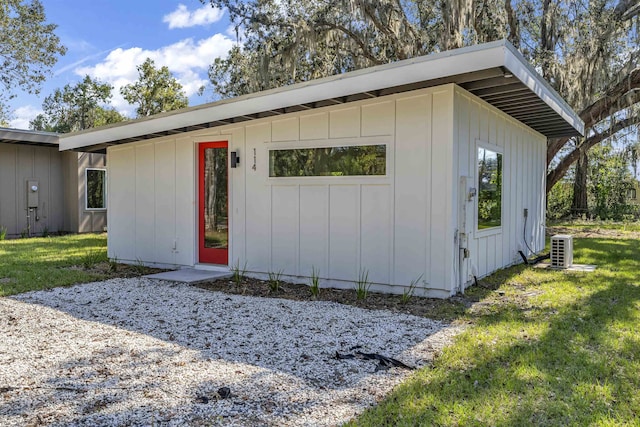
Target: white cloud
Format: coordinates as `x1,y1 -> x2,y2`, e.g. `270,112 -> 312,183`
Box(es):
9,105 -> 42,130
55,44 -> 127,76
75,34 -> 234,116
163,4 -> 225,29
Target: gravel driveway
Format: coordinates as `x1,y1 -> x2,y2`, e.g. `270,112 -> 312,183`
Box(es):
0,278 -> 461,426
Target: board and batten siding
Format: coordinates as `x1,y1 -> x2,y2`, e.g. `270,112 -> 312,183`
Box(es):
63,152 -> 107,233
106,85 -> 456,297
0,143 -> 65,237
453,85 -> 546,287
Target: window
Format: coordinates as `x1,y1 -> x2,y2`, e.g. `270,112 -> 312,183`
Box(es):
627,188 -> 637,200
269,144 -> 386,177
86,168 -> 106,210
477,147 -> 502,229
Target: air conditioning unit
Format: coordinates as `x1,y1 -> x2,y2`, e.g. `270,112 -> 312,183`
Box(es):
551,235 -> 573,268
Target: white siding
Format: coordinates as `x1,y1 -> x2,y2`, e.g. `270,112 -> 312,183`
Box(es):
299,185 -> 329,276
244,123 -> 271,273
174,137 -> 195,266
430,89 -> 456,293
154,140 -> 176,265
453,86 -> 546,286
329,107 -> 360,138
271,185 -> 299,273
106,83 -> 545,297
105,86 -> 457,296
134,143 -> 155,262
361,184 -> 391,284
108,139 -> 195,266
328,185 -> 360,281
108,146 -> 136,261
300,112 -> 328,140
393,95 -> 431,287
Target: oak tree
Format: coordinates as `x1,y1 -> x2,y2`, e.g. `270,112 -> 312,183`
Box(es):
203,0 -> 640,205
120,58 -> 188,117
0,0 -> 66,117
30,75 -> 125,132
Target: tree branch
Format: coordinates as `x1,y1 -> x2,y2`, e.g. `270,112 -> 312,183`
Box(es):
356,1 -> 409,60
504,0 -> 519,48
547,68 -> 640,163
314,20 -> 386,65
613,0 -> 640,21
547,115 -> 640,190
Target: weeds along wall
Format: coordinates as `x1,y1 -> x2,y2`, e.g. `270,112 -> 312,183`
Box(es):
106,83 -> 546,298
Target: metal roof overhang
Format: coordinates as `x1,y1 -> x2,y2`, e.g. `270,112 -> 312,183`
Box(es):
59,40 -> 584,153
0,127 -> 59,147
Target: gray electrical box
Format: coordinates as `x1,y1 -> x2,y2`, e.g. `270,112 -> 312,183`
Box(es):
27,180 -> 39,208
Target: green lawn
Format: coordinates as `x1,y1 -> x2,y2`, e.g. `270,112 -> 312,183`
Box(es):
2,232 -> 639,425
0,233 -> 113,296
548,219 -> 640,233
350,236 -> 640,426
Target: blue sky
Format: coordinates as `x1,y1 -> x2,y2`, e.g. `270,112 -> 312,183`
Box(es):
9,0 -> 236,128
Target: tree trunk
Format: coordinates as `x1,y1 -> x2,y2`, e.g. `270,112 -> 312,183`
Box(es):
571,147 -> 588,217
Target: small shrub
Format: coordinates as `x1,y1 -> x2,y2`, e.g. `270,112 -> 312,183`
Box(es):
82,250 -> 103,269
20,229 -> 28,239
309,266 -> 321,298
231,259 -> 247,286
0,226 -> 7,241
41,226 -> 50,238
134,258 -> 146,274
268,269 -> 283,293
401,274 -> 424,304
109,255 -> 119,273
355,269 -> 371,300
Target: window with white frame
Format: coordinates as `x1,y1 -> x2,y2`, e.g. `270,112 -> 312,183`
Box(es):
86,168 -> 106,210
477,145 -> 503,230
269,144 -> 386,177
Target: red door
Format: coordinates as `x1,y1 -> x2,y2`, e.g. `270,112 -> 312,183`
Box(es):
198,141 -> 229,264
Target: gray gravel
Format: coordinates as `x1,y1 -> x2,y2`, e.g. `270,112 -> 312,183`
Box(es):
0,278 -> 462,426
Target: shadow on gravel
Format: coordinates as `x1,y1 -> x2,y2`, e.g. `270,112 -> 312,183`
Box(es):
1,280 -> 458,425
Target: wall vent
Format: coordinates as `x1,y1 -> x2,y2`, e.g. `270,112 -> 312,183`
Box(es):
551,234 -> 573,268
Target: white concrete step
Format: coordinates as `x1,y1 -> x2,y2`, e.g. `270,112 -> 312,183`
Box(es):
144,268 -> 232,284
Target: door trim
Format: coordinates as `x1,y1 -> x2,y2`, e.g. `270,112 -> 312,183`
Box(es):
198,141 -> 229,265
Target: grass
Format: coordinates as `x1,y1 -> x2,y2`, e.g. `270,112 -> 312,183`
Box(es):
548,218 -> 640,232
349,236 -> 640,426
401,274 -> 423,304
134,257 -> 146,274
355,269 -> 371,300
109,255 -> 119,273
3,228 -> 638,424
82,249 -> 107,269
309,266 -> 321,298
0,234 -> 110,296
231,259 -> 248,287
268,269 -> 283,293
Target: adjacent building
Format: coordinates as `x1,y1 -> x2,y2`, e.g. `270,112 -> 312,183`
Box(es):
0,128 -> 106,238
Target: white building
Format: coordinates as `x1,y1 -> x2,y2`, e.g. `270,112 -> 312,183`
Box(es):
60,40 -> 583,298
